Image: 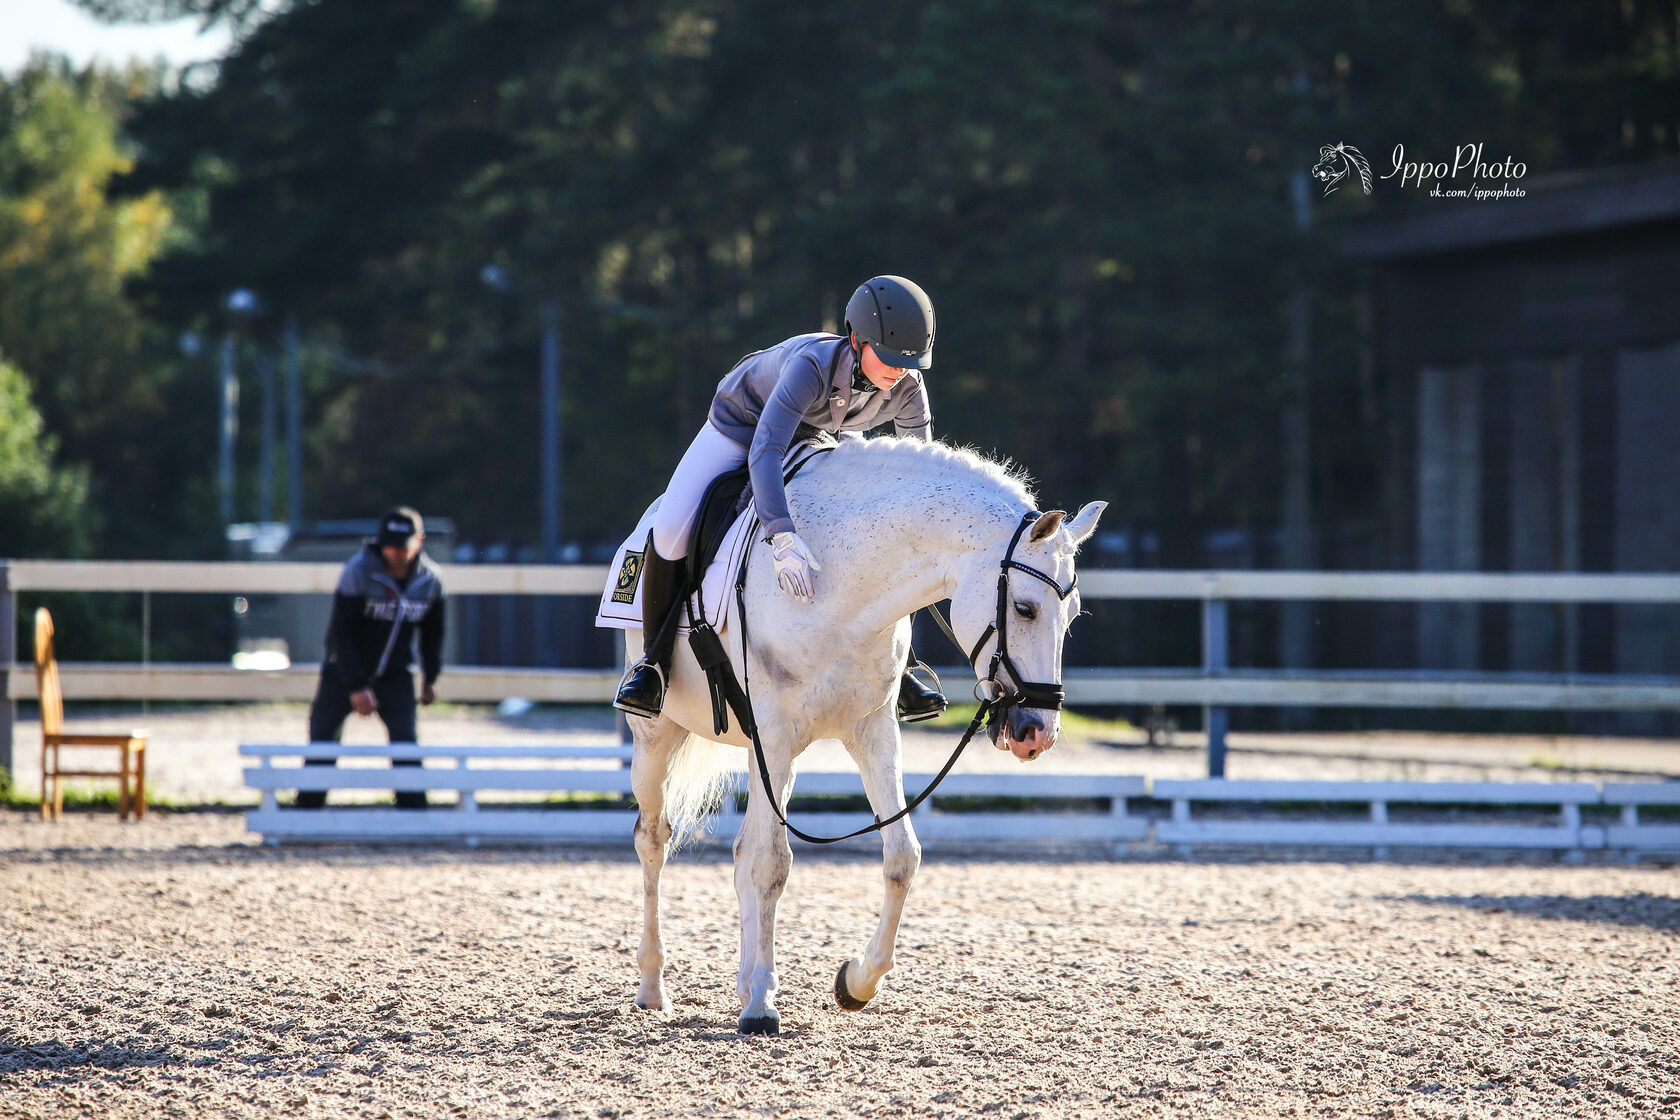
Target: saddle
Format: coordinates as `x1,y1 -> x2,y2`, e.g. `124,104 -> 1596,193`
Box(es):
684,466 -> 753,591
594,436 -> 840,636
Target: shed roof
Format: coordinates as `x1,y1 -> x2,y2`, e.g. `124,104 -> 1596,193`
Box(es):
1343,160 -> 1680,262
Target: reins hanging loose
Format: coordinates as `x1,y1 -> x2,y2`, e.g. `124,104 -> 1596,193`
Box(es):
723,509 -> 1069,846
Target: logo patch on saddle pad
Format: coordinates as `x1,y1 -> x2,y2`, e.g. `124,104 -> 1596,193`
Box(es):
612,550 -> 644,604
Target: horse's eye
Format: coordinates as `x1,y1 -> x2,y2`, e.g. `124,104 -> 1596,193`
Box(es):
1013,600 -> 1038,620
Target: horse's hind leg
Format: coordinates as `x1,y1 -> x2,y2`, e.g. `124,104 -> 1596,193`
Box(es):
630,712 -> 687,1011
835,711 -> 921,1011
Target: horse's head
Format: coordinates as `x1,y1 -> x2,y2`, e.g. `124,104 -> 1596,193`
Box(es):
949,501 -> 1106,762
1311,145 -> 1346,188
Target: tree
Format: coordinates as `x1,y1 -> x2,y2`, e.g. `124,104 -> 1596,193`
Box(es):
0,58 -> 216,559
0,359 -> 93,558
99,0 -> 1677,562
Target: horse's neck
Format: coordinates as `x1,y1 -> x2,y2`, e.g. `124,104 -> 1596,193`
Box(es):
822,469 -> 1022,637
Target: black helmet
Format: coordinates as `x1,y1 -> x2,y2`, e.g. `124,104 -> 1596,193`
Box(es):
844,275 -> 935,370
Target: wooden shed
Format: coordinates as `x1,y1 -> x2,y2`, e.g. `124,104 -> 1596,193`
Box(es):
1346,161 -> 1680,729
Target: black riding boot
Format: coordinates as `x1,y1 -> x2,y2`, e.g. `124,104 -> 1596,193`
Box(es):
896,652 -> 948,723
614,536 -> 685,718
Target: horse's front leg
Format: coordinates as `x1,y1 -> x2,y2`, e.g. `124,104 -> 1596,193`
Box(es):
629,713 -> 687,1011
835,710 -> 921,1011
735,729 -> 796,1035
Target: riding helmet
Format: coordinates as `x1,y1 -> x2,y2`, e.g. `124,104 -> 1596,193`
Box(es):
844,276 -> 935,370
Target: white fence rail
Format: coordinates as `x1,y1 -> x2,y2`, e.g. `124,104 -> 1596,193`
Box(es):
1154,779 -> 1601,856
235,743 -> 1679,857
239,743 -> 1150,848
5,560 -> 1680,779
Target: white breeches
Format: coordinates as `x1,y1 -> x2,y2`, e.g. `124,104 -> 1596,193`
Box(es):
651,421 -> 749,560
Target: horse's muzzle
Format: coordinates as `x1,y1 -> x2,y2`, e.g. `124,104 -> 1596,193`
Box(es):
1001,707 -> 1053,761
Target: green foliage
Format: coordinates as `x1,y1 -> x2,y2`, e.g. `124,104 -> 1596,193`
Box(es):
0,59 -> 218,561
0,359 -> 93,556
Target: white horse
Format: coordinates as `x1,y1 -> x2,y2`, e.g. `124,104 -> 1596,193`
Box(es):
623,436 -> 1106,1034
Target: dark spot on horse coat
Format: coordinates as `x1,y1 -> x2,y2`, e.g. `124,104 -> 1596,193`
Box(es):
755,645 -> 798,690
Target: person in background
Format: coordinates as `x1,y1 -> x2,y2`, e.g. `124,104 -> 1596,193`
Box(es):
297,506 -> 446,809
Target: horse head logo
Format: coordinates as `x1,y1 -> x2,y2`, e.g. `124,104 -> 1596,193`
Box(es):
1311,142 -> 1373,197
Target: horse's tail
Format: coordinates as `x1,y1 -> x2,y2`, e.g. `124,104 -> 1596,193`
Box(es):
663,733 -> 736,849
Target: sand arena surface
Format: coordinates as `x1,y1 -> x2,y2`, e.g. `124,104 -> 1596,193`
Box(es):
2,812 -> 1676,1119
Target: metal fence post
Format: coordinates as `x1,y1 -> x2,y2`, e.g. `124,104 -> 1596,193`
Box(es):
0,561 -> 13,781
1202,596 -> 1228,778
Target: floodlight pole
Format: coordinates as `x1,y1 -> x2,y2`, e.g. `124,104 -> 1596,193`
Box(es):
285,316 -> 303,526
259,350 -> 277,523
0,561 -> 13,780
218,334 -> 239,529
539,299 -> 563,665
540,298 -> 563,563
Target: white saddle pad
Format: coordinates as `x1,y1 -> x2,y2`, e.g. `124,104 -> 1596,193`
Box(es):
594,438 -> 836,634
593,497 -> 756,634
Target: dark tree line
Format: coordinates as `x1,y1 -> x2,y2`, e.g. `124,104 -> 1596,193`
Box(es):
7,0 -> 1677,569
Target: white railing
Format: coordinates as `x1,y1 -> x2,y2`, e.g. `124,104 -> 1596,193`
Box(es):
233,742 -> 1679,857
5,560 -> 1680,778
238,742 -> 1151,848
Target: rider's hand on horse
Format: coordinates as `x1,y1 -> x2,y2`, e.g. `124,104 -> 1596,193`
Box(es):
769,531 -> 822,603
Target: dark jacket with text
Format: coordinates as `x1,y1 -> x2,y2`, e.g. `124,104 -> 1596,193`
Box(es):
323,544 -> 446,690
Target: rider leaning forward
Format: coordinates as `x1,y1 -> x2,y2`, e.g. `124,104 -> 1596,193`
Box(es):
614,275 -> 947,723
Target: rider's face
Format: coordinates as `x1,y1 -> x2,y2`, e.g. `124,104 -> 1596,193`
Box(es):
856,339 -> 910,392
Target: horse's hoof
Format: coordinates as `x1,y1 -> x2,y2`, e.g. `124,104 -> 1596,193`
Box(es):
834,959 -> 870,1011
738,1013 -> 780,1036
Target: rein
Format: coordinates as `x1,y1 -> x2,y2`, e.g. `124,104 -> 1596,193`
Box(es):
731,509 -> 1072,846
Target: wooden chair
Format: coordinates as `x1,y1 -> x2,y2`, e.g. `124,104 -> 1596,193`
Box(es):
34,608 -> 148,821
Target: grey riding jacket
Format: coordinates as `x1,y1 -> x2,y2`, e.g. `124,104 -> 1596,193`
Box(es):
709,333 -> 933,536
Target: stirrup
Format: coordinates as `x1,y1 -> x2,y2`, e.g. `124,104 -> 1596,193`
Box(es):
613,659 -> 668,719
896,660 -> 948,723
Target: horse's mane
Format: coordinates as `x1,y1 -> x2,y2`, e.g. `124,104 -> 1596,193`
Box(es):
819,436 -> 1038,509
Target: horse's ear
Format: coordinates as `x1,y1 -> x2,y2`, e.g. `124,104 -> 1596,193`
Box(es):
1064,501 -> 1107,547
1028,510 -> 1066,544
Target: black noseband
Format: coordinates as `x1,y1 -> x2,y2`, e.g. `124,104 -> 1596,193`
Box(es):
966,512 -> 1076,713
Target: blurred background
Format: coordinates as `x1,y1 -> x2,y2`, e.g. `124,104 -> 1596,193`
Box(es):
1,0 -> 1676,733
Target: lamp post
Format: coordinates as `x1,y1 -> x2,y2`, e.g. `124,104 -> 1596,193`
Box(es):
220,288 -> 261,532
483,265 -> 565,667
539,297 -> 563,564
482,265 -> 564,562
284,314 -> 303,527
217,330 -> 239,529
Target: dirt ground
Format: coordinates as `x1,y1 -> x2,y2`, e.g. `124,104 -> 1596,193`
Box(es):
2,811 -> 1676,1119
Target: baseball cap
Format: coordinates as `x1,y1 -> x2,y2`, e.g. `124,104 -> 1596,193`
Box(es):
376,506 -> 424,547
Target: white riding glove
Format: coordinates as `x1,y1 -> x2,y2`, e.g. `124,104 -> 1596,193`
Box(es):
768,531 -> 822,604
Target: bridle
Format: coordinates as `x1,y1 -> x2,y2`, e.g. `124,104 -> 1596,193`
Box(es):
949,510 -> 1077,715
730,508 -> 1075,846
